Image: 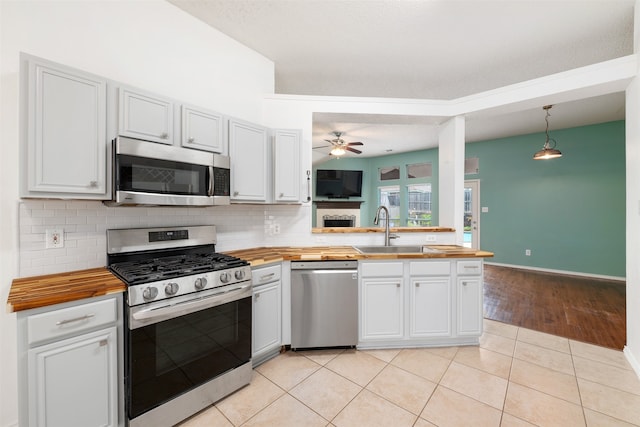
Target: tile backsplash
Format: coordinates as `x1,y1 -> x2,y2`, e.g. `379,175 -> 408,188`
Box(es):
18,200 -> 310,277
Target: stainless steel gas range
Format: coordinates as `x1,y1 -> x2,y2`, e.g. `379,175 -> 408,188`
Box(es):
107,225 -> 252,427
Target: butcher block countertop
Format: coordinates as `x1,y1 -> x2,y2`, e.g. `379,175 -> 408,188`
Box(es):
225,245 -> 494,267
7,245 -> 492,312
311,226 -> 455,233
7,267 -> 126,313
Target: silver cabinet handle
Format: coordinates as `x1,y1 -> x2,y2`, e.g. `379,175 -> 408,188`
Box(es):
56,313 -> 95,326
462,281 -> 468,286
259,273 -> 275,282
464,265 -> 479,269
415,282 -> 420,287
99,339 -> 108,347
255,293 -> 260,300
188,137 -> 195,143
396,282 -> 401,288
207,166 -> 214,196
89,181 -> 98,187
160,132 -> 169,139
233,191 -> 239,196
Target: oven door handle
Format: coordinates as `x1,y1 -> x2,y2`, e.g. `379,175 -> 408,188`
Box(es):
129,283 -> 251,328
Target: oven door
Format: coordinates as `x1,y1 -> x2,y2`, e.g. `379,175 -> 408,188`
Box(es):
125,282 -> 252,421
110,136 -> 215,206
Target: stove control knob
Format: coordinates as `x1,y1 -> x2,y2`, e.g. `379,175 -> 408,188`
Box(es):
165,282 -> 179,296
194,277 -> 207,290
234,270 -> 245,280
142,287 -> 158,301
219,272 -> 230,284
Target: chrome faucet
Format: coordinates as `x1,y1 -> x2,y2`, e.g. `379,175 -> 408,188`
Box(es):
374,205 -> 398,246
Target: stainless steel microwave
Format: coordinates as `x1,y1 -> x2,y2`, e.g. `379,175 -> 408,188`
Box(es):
106,136 -> 230,207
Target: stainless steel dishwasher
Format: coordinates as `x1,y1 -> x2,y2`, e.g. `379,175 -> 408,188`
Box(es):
291,260 -> 358,350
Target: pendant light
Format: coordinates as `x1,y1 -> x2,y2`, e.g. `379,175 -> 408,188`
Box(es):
533,105 -> 562,160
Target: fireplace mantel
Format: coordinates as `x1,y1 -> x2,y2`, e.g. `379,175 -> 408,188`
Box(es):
313,201 -> 364,210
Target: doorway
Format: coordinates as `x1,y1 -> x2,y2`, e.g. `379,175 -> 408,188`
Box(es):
464,180 -> 480,248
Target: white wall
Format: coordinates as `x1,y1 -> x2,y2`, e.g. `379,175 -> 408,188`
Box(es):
0,1 -> 275,425
623,0 -> 640,376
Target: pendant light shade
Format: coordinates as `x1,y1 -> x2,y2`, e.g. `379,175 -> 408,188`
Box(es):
533,105 -> 562,160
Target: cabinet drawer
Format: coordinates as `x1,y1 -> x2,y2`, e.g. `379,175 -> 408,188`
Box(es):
27,297 -> 117,345
361,262 -> 403,277
252,264 -> 281,286
457,260 -> 483,275
409,261 -> 450,276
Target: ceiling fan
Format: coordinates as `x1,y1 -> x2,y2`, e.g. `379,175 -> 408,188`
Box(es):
314,131 -> 364,156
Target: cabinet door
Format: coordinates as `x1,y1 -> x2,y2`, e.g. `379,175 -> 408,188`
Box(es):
181,105 -> 226,153
229,119 -> 268,202
360,278 -> 403,340
457,277 -> 483,336
118,87 -> 173,144
28,327 -> 118,427
410,277 -> 451,337
273,129 -> 301,203
25,58 -> 107,198
252,282 -> 282,359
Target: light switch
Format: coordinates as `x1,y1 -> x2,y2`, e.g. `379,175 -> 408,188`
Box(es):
481,207 -> 489,213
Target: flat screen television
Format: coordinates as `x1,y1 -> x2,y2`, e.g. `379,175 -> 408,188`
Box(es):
315,169 -> 363,198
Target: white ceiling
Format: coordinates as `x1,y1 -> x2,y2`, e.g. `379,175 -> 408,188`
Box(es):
168,0 -> 634,160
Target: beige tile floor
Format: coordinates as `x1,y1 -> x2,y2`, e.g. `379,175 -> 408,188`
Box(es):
179,319 -> 640,427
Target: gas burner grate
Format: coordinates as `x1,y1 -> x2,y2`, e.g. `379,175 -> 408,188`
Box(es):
110,252 -> 249,285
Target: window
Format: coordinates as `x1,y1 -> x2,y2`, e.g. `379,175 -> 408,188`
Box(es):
378,185 -> 400,227
407,162 -> 432,179
407,184 -> 432,226
379,166 -> 400,181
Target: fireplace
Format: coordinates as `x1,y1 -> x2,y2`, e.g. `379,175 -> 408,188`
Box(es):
315,201 -> 363,227
323,215 -> 356,227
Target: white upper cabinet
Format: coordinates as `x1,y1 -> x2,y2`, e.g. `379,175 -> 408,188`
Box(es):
228,121 -> 303,204
181,105 -> 226,154
228,118 -> 269,202
118,87 -> 174,144
273,129 -> 301,203
22,55 -> 108,199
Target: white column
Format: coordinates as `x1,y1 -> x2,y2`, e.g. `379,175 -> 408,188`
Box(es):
623,0 -> 640,377
438,116 -> 465,245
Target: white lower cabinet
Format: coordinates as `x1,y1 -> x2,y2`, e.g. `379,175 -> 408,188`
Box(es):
457,260 -> 484,336
358,259 -> 483,348
252,264 -> 282,366
361,277 -> 404,340
28,327 -> 118,427
17,294 -> 123,427
410,277 -> 451,337
359,262 -> 404,342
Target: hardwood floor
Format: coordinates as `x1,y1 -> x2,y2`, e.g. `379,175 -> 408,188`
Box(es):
483,264 -> 626,350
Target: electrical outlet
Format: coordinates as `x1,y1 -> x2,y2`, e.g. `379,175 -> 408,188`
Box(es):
46,229 -> 64,249
525,249 -> 531,256
273,224 -> 280,234
426,235 -> 437,242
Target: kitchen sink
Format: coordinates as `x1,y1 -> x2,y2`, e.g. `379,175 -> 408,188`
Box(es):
353,245 -> 443,254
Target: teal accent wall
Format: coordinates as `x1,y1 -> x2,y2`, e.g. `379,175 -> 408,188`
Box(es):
313,150 -> 439,227
312,120 -> 625,277
466,120 -> 625,277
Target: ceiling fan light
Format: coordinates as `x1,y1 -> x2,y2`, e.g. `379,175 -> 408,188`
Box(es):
330,146 -> 346,156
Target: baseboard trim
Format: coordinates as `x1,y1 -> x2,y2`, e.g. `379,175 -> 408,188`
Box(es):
624,346 -> 640,379
485,262 -> 625,282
